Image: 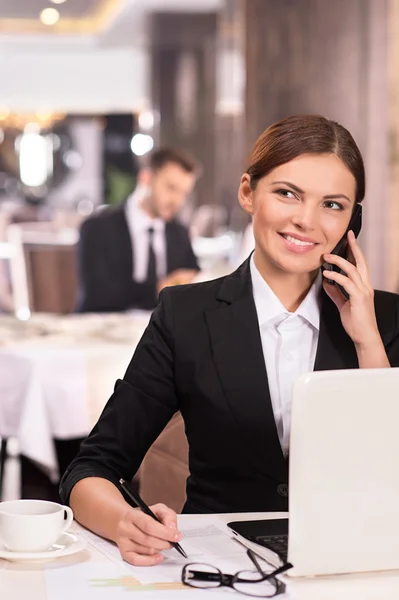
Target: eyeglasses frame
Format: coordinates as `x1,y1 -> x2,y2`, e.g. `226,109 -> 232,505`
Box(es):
181,549 -> 293,597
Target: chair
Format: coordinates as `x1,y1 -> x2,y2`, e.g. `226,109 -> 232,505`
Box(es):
7,222 -> 79,315
139,412 -> 189,513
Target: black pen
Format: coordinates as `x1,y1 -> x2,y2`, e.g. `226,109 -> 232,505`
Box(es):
119,478 -> 187,559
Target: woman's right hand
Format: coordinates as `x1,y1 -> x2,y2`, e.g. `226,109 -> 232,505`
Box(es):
115,503 -> 183,566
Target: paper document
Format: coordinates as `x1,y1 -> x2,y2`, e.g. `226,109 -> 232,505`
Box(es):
75,516 -> 294,595
80,520 -> 258,584
44,518 -> 295,599
45,562 -> 229,599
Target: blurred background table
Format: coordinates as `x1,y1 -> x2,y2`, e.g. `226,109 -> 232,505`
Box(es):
0,311 -> 151,499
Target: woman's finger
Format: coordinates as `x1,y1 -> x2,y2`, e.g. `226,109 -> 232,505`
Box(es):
322,270 -> 359,298
122,522 -> 173,551
347,230 -> 370,284
127,508 -> 181,544
322,278 -> 348,311
120,539 -> 162,556
150,503 -> 178,528
121,550 -> 164,567
323,254 -> 365,289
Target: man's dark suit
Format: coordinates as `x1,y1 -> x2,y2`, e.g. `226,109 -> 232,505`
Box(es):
76,204 -> 199,312
60,258 -> 399,514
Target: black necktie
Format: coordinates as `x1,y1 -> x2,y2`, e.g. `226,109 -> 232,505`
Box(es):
146,227 -> 157,283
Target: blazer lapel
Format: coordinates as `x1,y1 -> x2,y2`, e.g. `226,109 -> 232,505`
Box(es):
205,260 -> 287,481
314,292 -> 359,371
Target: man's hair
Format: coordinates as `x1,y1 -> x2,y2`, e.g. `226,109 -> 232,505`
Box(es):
148,147 -> 201,176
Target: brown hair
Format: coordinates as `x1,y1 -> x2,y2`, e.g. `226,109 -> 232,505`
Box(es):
247,115 -> 365,203
149,147 -> 201,176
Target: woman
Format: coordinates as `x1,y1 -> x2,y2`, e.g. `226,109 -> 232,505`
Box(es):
60,115 -> 399,566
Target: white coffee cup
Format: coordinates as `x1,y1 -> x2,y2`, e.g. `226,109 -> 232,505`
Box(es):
0,500 -> 74,552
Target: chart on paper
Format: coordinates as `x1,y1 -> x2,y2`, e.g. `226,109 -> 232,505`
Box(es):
44,563 -> 230,599
45,562 -> 295,599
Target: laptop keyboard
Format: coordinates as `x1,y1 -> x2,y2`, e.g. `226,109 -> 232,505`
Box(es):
255,534 -> 288,562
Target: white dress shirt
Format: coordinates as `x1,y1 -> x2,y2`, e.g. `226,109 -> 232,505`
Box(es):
250,255 -> 321,455
125,188 -> 167,282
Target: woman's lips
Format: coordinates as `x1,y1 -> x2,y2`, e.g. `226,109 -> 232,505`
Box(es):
278,232 -> 319,254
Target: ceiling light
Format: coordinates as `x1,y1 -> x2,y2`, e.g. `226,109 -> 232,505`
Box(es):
40,8 -> 60,26
131,134 -> 154,156
50,0 -> 67,3
19,132 -> 53,187
138,111 -> 155,131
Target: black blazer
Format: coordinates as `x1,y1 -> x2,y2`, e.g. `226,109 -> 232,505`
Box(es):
60,259 -> 399,514
76,204 -> 199,312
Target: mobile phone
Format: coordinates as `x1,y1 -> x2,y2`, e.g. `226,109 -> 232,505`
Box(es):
323,203 -> 362,297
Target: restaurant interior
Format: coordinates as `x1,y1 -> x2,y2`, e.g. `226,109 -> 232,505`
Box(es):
1,0 -> 399,521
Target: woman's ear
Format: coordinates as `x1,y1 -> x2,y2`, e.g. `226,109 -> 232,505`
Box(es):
238,173 -> 255,216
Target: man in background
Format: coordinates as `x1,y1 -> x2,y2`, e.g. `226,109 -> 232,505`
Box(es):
76,148 -> 200,312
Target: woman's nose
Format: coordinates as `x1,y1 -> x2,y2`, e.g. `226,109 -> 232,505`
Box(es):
291,205 -> 318,230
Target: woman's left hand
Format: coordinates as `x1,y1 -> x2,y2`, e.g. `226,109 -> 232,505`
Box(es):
322,230 -> 380,348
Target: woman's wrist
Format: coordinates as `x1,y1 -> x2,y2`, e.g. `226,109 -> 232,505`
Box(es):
355,336 -> 390,368
70,477 -> 130,543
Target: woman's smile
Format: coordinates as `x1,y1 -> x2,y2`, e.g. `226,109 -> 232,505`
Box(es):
278,232 -> 320,253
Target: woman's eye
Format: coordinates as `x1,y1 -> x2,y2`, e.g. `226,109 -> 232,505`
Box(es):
276,189 -> 296,199
324,200 -> 344,211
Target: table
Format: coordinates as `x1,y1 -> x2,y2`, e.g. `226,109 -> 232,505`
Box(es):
0,312 -> 150,481
1,512 -> 399,600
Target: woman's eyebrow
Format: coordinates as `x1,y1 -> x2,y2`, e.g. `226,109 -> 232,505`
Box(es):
323,193 -> 352,203
271,180 -> 352,203
272,180 -> 304,194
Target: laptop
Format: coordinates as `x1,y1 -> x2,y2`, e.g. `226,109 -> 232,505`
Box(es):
228,367 -> 399,577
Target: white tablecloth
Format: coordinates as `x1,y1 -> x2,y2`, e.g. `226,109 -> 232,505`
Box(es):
2,512 -> 399,600
0,312 -> 150,481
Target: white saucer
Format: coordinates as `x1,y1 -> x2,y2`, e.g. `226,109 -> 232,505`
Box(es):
0,530 -> 87,561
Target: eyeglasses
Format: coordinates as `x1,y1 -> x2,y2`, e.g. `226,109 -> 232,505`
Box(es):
182,549 -> 293,597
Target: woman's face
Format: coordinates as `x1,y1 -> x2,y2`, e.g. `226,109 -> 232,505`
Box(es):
238,153 -> 357,277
